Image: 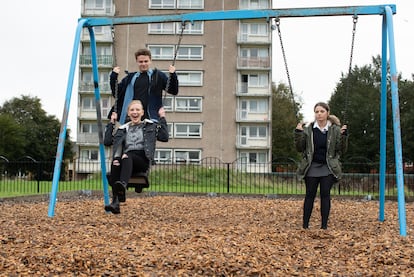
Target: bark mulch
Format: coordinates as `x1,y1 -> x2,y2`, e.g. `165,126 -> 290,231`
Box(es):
0,194 -> 413,276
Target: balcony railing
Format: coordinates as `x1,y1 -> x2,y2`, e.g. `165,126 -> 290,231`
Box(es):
236,82 -> 271,96
237,33 -> 271,44
237,57 -> 270,69
79,55 -> 113,67
236,135 -> 270,148
79,82 -> 111,92
236,112 -> 270,122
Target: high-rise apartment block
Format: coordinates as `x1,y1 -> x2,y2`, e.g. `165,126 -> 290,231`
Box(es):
77,0 -> 273,176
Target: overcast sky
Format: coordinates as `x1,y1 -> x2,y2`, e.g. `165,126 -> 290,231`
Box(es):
1,1 -> 412,139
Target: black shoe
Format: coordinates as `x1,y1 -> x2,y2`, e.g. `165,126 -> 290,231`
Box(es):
114,181 -> 127,198
118,195 -> 126,203
105,193 -> 121,214
105,202 -> 120,214
321,225 -> 327,230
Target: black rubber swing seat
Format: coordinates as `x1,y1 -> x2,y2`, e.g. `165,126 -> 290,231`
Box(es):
106,171 -> 150,202
127,172 -> 150,193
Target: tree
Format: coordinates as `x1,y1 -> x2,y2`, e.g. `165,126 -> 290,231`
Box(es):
0,95 -> 75,161
397,76 -> 414,163
271,82 -> 301,161
0,114 -> 26,159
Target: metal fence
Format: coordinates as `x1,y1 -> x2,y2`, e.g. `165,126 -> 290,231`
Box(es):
1,157 -> 413,199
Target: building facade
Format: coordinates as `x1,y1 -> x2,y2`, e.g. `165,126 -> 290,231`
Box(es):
77,0 -> 273,175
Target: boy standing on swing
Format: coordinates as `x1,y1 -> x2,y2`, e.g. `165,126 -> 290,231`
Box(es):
108,48 -> 179,124
104,49 -> 178,213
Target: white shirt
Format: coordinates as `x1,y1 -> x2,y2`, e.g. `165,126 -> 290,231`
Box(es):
313,120 -> 331,134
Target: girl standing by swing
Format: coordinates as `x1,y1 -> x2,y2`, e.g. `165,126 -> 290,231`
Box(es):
294,102 -> 348,229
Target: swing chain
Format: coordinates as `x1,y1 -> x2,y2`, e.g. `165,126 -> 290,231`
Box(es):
111,25 -> 118,115
172,21 -> 186,66
275,18 -> 298,120
344,15 -> 358,124
165,21 -> 186,101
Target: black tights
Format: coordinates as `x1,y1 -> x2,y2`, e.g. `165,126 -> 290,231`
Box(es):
110,150 -> 149,186
303,175 -> 336,229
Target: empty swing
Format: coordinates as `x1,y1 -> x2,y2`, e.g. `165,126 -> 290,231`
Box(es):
275,15 -> 358,124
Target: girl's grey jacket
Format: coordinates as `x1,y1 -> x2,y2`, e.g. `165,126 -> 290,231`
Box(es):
294,119 -> 348,181
104,117 -> 169,164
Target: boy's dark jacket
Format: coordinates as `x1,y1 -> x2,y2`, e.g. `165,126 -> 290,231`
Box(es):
108,69 -> 178,121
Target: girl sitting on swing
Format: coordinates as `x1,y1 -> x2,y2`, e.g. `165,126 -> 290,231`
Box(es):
104,100 -> 169,214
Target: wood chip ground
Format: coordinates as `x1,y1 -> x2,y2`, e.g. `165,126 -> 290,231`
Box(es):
1,194 -> 413,276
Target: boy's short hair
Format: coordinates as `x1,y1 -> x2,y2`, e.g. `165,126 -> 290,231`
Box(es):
135,49 -> 152,60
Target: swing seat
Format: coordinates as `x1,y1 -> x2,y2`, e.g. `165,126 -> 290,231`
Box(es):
127,171 -> 150,193
106,171 -> 150,203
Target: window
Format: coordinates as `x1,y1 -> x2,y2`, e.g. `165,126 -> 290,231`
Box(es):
180,21 -> 203,35
85,0 -> 111,9
148,45 -> 174,60
101,97 -> 111,117
154,149 -> 172,163
81,123 -> 99,133
81,71 -> 110,83
240,0 -> 269,9
82,96 -> 110,113
177,0 -> 204,9
240,151 -> 267,163
162,96 -> 173,111
174,150 -> 201,163
84,0 -> 113,14
249,99 -> 268,113
167,123 -> 173,137
149,45 -> 203,60
240,23 -> 268,36
240,99 -> 268,113
82,97 -> 96,110
150,0 -> 203,9
80,149 -> 99,161
148,23 -> 175,34
149,0 -> 175,9
244,126 -> 267,138
149,22 -> 203,35
174,123 -> 202,138
177,71 -> 203,86
83,45 -> 112,55
175,97 -> 202,112
247,73 -> 268,88
177,46 -> 203,60
240,47 -> 269,58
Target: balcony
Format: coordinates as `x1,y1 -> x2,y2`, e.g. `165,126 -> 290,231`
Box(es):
236,135 -> 270,149
78,109 -> 111,121
237,33 -> 271,44
77,133 -> 100,144
79,55 -> 113,68
81,5 -> 115,16
237,57 -> 270,69
79,81 -> 111,93
236,111 -> 270,122
236,82 -> 271,96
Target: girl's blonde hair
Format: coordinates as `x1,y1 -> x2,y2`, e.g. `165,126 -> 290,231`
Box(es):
128,100 -> 143,111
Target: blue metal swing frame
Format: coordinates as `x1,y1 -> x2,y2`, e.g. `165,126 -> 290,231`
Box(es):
48,4 -> 407,236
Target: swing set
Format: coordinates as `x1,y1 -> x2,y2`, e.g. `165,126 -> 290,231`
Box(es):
48,4 -> 406,236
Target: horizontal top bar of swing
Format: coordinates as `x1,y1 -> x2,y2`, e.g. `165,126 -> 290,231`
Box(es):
82,5 -> 396,27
